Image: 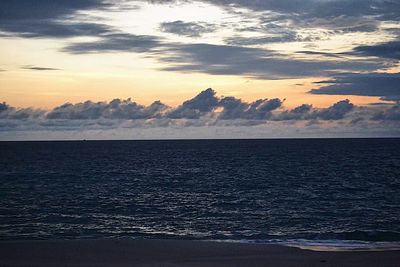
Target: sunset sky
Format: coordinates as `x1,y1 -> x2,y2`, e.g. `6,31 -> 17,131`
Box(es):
0,0 -> 399,139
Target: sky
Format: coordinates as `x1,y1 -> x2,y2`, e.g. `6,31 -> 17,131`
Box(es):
0,0 -> 399,140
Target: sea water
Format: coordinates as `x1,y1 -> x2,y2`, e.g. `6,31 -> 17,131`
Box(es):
1,139 -> 399,250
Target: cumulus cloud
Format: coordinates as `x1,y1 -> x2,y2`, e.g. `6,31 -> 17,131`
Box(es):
219,97 -> 282,120
373,103 -> 400,121
1,89 -> 400,139
275,104 -> 313,120
46,98 -> 169,120
160,20 -> 217,37
0,102 -> 45,120
273,100 -> 354,121
167,88 -> 219,119
311,99 -> 354,120
0,88 -> 390,126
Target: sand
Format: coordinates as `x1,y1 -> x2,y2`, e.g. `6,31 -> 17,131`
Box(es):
0,239 -> 399,267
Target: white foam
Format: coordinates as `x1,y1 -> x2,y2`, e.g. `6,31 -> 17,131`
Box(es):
210,239 -> 400,251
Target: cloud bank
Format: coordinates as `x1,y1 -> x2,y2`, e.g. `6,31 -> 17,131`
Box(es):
1,89 -> 399,140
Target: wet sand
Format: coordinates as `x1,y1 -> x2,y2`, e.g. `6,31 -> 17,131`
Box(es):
0,239 -> 399,267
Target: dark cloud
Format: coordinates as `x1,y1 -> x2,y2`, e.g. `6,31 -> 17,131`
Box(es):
373,104 -> 400,121
296,16 -> 380,33
0,102 -> 45,120
352,41 -> 400,60
156,43 -> 386,79
296,51 -> 343,58
61,34 -> 387,79
0,0 -> 107,20
0,102 -> 8,113
224,34 -> 297,46
226,20 -> 328,45
0,0 -> 111,38
165,88 -> 282,120
203,0 -> 400,22
21,65 -> 61,71
224,32 -> 324,46
311,99 -> 354,120
219,97 -> 282,120
46,98 -> 168,120
62,33 -> 162,54
0,21 -> 114,39
1,89 -> 399,137
167,88 -> 219,119
0,89 -> 350,123
2,1 -> 388,79
275,104 -> 313,120
310,73 -> 400,100
160,20 -> 217,37
274,100 -> 354,121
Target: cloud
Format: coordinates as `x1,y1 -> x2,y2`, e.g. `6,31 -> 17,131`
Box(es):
159,20 -> 217,37
155,43 -> 386,79
0,0 -> 111,38
224,34 -> 297,46
352,41 -> 400,60
219,97 -> 282,120
0,102 -> 45,120
62,33 -> 162,54
1,89 -> 399,140
203,0 -> 400,22
21,65 -> 61,71
167,88 -> 219,119
4,0 -> 387,80
275,104 -> 313,120
311,99 -> 354,120
310,72 -> 400,100
373,103 -> 400,121
0,21 -> 114,39
46,98 -> 169,120
0,0 -> 107,20
0,89 -> 354,123
296,15 -> 380,33
274,100 -> 354,121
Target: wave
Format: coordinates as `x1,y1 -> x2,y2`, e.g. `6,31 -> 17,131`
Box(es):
208,231 -> 400,251
213,239 -> 400,251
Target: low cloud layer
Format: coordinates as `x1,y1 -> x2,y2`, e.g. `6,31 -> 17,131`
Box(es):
1,89 -> 399,137
1,89 -> 400,140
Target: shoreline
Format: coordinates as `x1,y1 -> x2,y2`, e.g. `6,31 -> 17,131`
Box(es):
0,239 -> 399,267
209,239 -> 400,252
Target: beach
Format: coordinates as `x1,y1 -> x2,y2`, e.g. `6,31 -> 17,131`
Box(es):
0,239 -> 399,267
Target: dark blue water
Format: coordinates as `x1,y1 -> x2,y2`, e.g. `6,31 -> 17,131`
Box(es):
1,139 -> 400,249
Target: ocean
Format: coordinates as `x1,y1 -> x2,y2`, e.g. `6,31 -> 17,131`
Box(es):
1,139 -> 399,250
